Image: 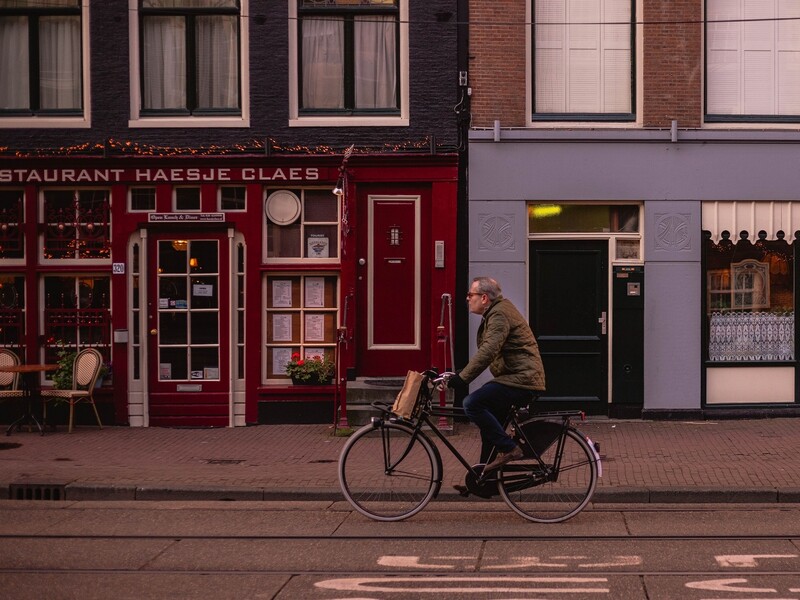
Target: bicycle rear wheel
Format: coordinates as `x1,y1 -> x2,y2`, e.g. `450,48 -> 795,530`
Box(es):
338,421 -> 439,521
498,427 -> 597,523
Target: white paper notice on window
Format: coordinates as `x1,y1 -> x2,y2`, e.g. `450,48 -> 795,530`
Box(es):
193,284 -> 213,297
273,347 -> 292,376
305,313 -> 325,341
272,314 -> 293,341
305,347 -> 325,361
305,277 -> 325,308
272,280 -> 292,307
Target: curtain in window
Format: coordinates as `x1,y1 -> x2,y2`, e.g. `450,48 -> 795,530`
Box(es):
302,17 -> 344,109
143,16 -> 187,110
534,0 -> 631,114
196,15 -> 238,109
0,17 -> 29,109
707,0 -> 800,116
354,15 -> 396,109
39,15 -> 80,110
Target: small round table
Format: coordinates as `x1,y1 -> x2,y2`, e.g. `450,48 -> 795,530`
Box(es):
0,364 -> 58,436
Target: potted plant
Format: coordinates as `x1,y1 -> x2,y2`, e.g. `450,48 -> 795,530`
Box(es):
285,352 -> 334,385
51,344 -> 109,390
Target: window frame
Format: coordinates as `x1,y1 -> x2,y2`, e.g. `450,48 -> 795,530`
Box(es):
529,0 -> 636,123
39,187 -> 111,265
262,273 -> 339,384
288,0 -> 409,127
0,0 -> 90,129
704,0 -> 800,124
128,0 -> 250,128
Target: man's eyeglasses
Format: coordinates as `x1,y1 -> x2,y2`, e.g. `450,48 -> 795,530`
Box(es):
466,292 -> 484,298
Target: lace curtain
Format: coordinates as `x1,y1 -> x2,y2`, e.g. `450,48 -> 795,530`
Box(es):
709,311 -> 794,361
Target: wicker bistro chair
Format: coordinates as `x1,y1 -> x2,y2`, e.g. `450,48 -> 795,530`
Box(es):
42,348 -> 104,433
0,348 -> 23,400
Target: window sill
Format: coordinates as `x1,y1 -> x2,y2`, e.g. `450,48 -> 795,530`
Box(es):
290,115 -> 409,127
0,115 -> 90,129
129,115 -> 250,129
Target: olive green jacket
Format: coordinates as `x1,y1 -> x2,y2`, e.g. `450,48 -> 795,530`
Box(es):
458,295 -> 546,391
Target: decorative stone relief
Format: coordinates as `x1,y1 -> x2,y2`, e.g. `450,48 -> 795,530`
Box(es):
478,213 -> 515,251
654,212 -> 691,251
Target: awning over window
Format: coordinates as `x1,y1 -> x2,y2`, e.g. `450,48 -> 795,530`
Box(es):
702,201 -> 800,243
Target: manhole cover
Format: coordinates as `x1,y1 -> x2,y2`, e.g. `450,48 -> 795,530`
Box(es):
0,442 -> 21,450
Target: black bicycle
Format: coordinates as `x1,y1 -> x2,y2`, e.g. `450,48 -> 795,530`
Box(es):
338,370 -> 601,523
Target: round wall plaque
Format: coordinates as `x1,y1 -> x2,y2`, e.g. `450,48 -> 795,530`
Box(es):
265,190 -> 301,225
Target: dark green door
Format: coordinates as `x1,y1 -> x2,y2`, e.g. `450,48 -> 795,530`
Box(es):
529,240 -> 608,414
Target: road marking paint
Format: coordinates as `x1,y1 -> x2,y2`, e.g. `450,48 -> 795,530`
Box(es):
377,556 -> 455,569
686,578 -> 777,593
315,576 -> 610,594
715,554 -> 798,568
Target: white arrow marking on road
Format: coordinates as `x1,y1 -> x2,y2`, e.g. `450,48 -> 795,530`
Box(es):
716,554 -> 798,567
685,578 -> 777,593
315,575 -> 610,594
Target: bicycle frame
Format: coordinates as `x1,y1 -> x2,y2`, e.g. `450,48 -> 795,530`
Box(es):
373,386 -> 583,494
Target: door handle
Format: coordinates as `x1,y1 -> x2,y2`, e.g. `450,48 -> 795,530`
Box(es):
598,312 -> 607,335
150,329 -> 158,336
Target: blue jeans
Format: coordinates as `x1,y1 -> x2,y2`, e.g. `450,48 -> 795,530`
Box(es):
463,382 -> 536,458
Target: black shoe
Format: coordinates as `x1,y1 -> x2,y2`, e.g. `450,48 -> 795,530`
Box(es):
453,484 -> 470,497
484,445 -> 524,471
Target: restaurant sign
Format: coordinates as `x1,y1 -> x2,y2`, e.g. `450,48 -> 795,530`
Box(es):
0,166 -> 322,184
148,213 -> 225,223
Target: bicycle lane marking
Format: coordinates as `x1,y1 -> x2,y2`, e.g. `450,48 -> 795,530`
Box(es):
314,575 -> 612,594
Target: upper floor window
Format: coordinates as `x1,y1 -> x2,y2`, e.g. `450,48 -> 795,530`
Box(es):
290,0 -> 408,126
0,0 -> 83,116
706,0 -> 800,122
138,0 -> 241,117
532,0 -> 634,121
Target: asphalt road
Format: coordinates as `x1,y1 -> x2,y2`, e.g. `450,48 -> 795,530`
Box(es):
2,500 -> 800,599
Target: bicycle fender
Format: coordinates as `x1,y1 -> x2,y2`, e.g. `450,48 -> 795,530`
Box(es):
585,435 -> 602,478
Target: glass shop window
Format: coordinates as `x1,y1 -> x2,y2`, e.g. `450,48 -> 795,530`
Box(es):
42,189 -> 111,260
704,230 -> 794,362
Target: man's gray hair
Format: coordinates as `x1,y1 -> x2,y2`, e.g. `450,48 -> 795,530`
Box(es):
472,276 -> 502,301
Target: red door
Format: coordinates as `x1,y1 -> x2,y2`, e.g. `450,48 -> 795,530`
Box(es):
147,234 -> 230,426
356,193 -> 429,375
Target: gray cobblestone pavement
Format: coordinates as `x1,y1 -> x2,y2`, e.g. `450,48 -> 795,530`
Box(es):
1,417 -> 800,502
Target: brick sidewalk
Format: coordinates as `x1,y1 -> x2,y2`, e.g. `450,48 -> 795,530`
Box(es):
1,418 -> 799,502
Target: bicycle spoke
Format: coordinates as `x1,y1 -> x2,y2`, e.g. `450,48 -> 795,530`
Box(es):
499,427 -> 597,523
339,422 -> 438,521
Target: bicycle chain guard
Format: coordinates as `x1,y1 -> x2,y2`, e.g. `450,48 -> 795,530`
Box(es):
464,464 -> 499,499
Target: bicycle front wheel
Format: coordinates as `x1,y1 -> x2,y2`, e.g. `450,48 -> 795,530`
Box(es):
498,427 -> 597,523
338,421 -> 439,521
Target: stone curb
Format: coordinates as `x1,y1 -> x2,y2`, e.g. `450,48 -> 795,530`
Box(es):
4,481 -> 800,503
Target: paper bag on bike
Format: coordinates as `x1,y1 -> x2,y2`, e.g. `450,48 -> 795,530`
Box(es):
392,370 -> 424,419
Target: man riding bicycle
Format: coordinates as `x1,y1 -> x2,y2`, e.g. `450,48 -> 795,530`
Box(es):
448,276 -> 546,472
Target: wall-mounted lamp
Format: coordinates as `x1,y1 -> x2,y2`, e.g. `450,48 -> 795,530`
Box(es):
189,257 -> 199,268
332,177 -> 344,197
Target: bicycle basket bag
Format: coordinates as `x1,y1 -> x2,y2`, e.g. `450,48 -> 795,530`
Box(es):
516,419 -> 563,457
392,370 -> 425,419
